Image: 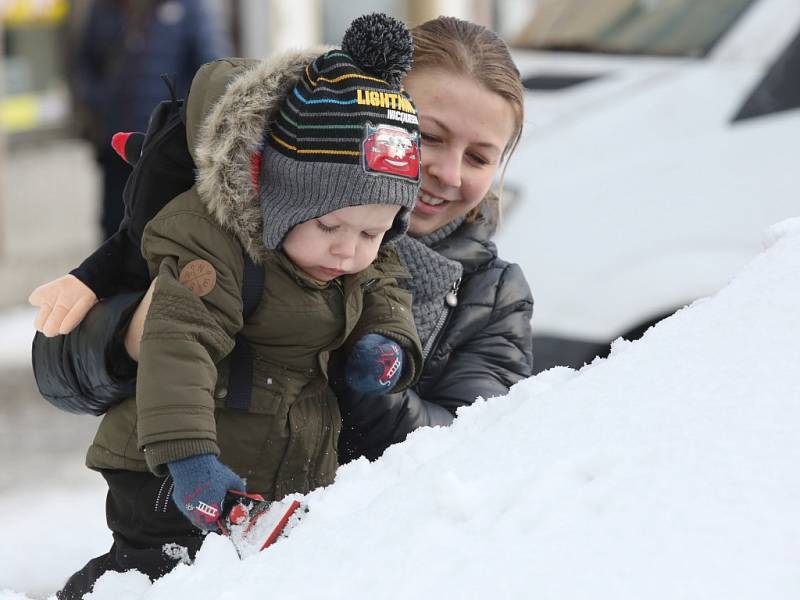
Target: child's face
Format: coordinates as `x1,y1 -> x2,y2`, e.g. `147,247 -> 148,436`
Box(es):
283,204 -> 401,282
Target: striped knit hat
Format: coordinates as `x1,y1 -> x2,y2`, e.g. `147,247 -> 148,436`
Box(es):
259,13 -> 421,249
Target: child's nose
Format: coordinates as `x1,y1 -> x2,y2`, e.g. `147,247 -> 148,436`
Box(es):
330,236 -> 357,259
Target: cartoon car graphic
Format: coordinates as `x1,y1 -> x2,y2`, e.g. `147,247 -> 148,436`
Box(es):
362,123 -> 420,180
376,346 -> 401,387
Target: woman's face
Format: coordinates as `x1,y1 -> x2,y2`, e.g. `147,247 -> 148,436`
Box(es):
404,68 -> 516,237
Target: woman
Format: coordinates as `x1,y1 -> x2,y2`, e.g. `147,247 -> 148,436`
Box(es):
337,16 -> 533,461
33,16 -> 533,463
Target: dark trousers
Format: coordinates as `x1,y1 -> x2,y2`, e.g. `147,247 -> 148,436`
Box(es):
57,470 -> 205,600
97,146 -> 131,241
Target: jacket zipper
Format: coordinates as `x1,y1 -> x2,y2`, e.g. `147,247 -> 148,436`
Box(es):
421,278 -> 461,363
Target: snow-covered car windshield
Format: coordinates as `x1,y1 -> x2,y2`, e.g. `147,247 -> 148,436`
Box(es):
512,0 -> 756,57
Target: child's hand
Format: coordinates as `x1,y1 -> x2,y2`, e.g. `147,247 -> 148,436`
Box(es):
167,453 -> 246,531
345,333 -> 403,395
28,274 -> 98,337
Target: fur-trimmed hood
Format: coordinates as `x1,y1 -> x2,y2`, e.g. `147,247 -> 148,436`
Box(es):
187,51 -> 328,263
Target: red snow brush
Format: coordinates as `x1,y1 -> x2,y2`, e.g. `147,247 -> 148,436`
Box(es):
218,490 -> 307,558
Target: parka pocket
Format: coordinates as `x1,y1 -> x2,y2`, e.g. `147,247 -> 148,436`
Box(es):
214,386 -> 287,496
273,382 -> 341,499
213,361 -> 289,494
212,358 -> 340,499
213,358 -> 287,415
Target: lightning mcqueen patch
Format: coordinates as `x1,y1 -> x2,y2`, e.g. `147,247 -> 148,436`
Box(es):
362,123 -> 420,181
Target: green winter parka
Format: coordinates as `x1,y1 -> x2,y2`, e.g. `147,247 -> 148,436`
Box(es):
85,54 -> 422,500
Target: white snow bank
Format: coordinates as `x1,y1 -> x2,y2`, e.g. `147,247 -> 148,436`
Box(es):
3,219 -> 800,599
0,482 -> 109,598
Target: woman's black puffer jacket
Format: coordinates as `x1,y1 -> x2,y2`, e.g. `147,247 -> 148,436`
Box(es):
32,291 -> 143,414
337,214 -> 534,463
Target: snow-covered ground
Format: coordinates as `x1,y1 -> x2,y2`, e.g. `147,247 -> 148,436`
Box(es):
2,218 -> 799,599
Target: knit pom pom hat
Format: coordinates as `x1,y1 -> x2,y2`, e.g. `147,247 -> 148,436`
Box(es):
258,13 -> 421,249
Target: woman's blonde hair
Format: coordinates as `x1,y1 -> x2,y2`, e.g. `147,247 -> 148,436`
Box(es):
410,16 -> 524,224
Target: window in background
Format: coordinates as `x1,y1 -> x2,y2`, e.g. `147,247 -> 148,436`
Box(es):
509,0 -> 756,57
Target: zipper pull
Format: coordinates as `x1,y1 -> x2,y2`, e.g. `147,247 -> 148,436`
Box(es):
445,278 -> 461,308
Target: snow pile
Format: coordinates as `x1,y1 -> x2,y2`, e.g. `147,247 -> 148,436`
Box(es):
2,219 -> 800,599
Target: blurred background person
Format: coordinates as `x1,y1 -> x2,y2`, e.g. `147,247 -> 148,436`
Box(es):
72,0 -> 232,240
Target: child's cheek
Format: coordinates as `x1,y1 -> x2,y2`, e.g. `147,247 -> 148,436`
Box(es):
360,247 -> 380,269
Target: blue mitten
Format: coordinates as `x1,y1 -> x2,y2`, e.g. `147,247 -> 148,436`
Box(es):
345,333 -> 403,395
167,453 -> 246,531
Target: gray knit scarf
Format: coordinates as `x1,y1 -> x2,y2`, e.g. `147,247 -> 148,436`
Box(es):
393,218 -> 464,348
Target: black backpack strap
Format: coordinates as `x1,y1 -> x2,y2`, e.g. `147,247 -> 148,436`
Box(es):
226,248 -> 265,411
240,250 -> 265,319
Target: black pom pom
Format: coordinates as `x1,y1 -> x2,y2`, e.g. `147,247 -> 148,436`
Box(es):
341,13 -> 413,86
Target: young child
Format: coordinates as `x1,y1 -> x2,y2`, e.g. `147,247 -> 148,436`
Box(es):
51,14 -> 424,598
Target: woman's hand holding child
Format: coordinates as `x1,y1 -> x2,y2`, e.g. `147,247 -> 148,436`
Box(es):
28,274 -> 98,337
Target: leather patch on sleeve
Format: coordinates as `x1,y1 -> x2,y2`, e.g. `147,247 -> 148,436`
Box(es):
179,259 -> 217,296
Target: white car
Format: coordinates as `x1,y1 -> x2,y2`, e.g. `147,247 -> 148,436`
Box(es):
496,0 -> 800,371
